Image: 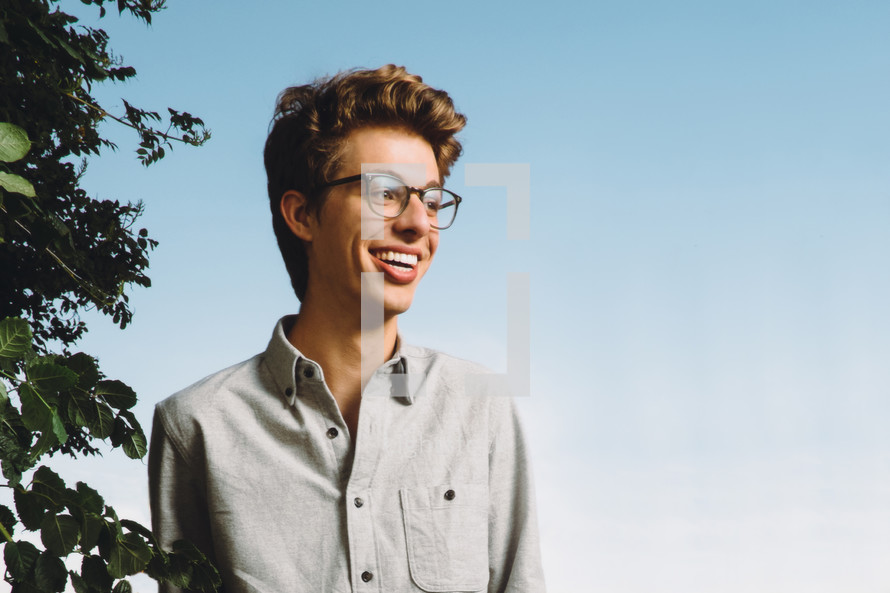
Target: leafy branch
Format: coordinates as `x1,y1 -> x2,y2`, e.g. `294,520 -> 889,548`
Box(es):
1,1 -> 220,590
66,93 -> 210,166
0,202 -> 117,307
0,316 -> 221,592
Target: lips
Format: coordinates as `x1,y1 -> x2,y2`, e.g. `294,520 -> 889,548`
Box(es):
370,248 -> 420,284
372,250 -> 418,268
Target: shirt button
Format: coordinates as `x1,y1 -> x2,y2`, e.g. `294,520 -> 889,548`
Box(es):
361,571 -> 373,582
303,367 -> 315,379
354,497 -> 364,508
444,489 -> 456,501
284,387 -> 293,397
326,427 -> 339,439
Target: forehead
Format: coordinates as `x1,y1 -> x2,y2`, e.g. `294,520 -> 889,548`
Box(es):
338,126 -> 439,183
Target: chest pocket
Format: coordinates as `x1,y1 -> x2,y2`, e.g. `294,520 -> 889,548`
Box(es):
400,483 -> 490,593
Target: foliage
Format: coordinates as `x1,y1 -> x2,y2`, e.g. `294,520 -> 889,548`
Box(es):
1,0 -> 209,354
1,1 -> 219,591
0,319 -> 219,591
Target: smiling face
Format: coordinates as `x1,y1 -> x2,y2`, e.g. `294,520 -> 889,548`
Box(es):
294,126 -> 442,319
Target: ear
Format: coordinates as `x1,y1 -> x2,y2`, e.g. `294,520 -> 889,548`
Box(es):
280,190 -> 315,242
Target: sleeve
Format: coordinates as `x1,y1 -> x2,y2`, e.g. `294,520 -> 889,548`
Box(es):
148,405 -> 218,593
487,398 -> 547,593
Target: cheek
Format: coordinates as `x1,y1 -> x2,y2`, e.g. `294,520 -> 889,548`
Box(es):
428,233 -> 440,259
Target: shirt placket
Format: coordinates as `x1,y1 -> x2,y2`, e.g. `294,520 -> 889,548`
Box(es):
293,357 -> 356,592
345,374 -> 390,592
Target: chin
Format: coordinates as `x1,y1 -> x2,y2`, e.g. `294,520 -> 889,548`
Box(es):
384,300 -> 413,317
383,291 -> 416,317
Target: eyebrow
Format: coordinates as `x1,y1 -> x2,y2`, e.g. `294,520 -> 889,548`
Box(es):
371,169 -> 442,188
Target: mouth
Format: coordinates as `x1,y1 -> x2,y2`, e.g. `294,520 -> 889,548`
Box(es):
371,249 -> 418,269
370,248 -> 420,284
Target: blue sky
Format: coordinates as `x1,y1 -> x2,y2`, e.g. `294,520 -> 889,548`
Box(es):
21,0 -> 890,591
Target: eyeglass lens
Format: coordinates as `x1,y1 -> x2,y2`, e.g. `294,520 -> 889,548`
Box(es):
366,175 -> 457,229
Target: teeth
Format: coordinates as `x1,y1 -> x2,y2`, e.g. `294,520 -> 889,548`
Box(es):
373,250 -> 417,267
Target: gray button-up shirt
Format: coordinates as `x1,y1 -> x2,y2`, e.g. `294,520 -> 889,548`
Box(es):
149,317 -> 545,593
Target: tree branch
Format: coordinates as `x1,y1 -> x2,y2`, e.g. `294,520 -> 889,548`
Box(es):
65,92 -> 204,146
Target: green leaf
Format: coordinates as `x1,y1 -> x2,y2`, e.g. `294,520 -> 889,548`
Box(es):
50,410 -> 68,444
34,551 -> 68,592
0,317 -> 32,359
0,171 -> 36,198
87,400 -> 115,439
182,550 -> 222,591
14,488 -> 46,530
30,425 -> 62,460
106,532 -> 151,578
63,353 -> 100,390
171,539 -> 205,561
0,122 -> 31,162
69,571 -> 90,593
0,357 -> 15,375
96,379 -> 137,410
113,579 -> 133,593
121,427 -> 147,459
19,383 -> 51,431
119,519 -> 154,541
40,513 -> 81,556
32,466 -> 68,507
7,541 -> 41,580
0,185 -> 39,220
0,430 -> 30,487
105,505 -> 123,538
27,359 -> 78,393
0,381 -> 8,408
82,554 -> 114,590
0,503 -> 16,537
147,548 -> 191,588
117,408 -> 142,430
4,540 -> 40,580
79,513 -> 105,554
169,536 -> 224,591
111,415 -> 147,459
66,395 -> 91,427
53,33 -> 85,65
75,482 -> 104,515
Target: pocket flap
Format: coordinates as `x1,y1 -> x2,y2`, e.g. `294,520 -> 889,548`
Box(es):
400,483 -> 489,592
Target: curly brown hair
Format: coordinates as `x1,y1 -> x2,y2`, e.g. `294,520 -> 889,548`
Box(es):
263,64 -> 467,301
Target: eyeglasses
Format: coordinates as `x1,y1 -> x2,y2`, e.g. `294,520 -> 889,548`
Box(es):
319,172 -> 462,230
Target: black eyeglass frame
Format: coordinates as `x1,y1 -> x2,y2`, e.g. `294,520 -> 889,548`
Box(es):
318,173 -> 463,230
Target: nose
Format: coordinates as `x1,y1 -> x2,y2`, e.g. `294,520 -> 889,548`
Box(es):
392,191 -> 433,236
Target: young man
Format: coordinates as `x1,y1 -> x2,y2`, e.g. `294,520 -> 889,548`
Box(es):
149,65 -> 545,593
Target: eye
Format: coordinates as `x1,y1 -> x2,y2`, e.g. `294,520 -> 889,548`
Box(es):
368,177 -> 406,204
422,189 -> 443,213
368,187 -> 392,201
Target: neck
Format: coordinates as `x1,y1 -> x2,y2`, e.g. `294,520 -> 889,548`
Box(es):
286,292 -> 398,431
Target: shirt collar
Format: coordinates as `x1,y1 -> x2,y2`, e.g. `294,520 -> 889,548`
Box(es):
263,315 -> 414,406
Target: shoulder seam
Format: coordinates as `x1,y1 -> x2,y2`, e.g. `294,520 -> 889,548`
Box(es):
154,404 -> 196,471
